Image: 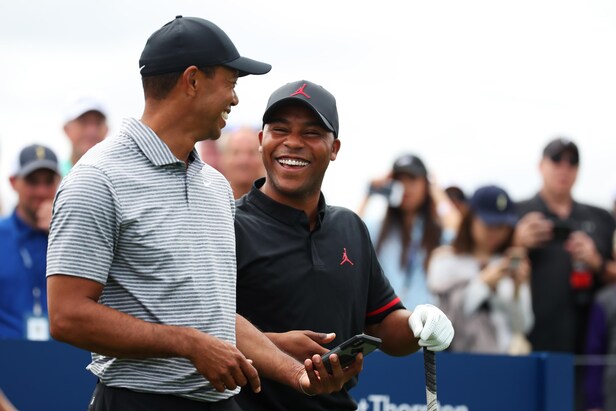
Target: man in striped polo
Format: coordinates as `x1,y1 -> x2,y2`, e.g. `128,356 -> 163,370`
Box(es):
47,17 -> 358,411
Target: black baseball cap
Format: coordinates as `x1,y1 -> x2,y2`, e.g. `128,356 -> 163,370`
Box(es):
542,137 -> 579,165
262,80 -> 339,138
469,185 -> 517,226
139,16 -> 271,77
12,144 -> 59,177
392,154 -> 428,178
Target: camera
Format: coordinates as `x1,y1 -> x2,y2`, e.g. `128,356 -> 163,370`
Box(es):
368,180 -> 404,208
551,219 -> 576,242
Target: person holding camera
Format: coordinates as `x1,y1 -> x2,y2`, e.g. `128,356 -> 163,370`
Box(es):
515,138 -> 614,354
514,138 -> 615,410
427,185 -> 534,354
358,154 -> 459,308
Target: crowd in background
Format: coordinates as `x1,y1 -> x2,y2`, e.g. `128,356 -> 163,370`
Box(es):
357,140 -> 616,411
0,94 -> 615,411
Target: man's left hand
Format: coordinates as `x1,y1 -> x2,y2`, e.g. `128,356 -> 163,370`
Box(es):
297,352 -> 363,396
409,304 -> 454,352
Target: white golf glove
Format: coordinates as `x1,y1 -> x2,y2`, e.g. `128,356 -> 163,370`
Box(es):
409,304 -> 454,352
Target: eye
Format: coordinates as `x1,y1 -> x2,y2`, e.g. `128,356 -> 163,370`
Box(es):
304,128 -> 323,138
271,126 -> 289,135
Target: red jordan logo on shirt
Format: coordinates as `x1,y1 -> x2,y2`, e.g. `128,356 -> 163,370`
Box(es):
340,248 -> 354,266
290,83 -> 311,99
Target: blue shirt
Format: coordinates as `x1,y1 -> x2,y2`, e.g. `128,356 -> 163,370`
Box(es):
364,214 -> 453,309
0,210 -> 49,339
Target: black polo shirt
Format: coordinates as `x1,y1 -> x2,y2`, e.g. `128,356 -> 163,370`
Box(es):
516,193 -> 615,354
235,178 -> 403,411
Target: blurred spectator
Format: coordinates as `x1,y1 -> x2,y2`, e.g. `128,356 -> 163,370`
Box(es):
197,139 -> 222,172
584,281 -> 616,411
61,96 -> 109,175
0,144 -> 60,339
445,185 -> 468,215
218,126 -> 264,199
359,154 -> 459,307
514,137 -> 615,410
515,138 -> 615,352
428,185 -> 533,354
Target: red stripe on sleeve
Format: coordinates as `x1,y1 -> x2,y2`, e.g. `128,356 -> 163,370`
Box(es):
366,297 -> 401,317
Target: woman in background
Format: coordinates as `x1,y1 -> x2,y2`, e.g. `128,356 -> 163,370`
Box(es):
359,154 -> 458,307
427,185 -> 533,354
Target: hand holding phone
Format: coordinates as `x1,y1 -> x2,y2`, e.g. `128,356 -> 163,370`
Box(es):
321,334 -> 381,373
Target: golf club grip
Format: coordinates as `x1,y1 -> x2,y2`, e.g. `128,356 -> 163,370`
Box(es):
424,349 -> 438,411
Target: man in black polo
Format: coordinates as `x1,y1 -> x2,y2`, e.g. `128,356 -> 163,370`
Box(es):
514,138 -> 615,410
234,80 -> 454,411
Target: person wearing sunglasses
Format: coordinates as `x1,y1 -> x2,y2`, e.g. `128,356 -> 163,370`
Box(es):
514,137 -> 615,411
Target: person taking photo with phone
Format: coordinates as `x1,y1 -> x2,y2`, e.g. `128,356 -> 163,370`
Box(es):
357,154 -> 460,309
428,185 -> 534,354
234,80 -> 454,411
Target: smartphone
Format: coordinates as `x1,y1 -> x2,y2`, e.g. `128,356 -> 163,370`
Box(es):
369,181 -> 405,208
321,334 -> 382,373
508,255 -> 522,271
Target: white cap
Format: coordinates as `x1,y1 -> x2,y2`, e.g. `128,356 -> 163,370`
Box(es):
62,96 -> 108,125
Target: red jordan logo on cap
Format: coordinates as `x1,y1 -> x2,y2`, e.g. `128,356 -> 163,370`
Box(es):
340,248 -> 354,266
290,83 -> 311,99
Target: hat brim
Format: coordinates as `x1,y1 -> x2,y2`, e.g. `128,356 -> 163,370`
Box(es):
262,98 -> 336,135
16,160 -> 60,177
223,56 -> 271,77
477,212 -> 518,227
394,166 -> 427,178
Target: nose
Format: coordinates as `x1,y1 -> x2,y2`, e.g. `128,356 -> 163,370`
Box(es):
283,131 -> 304,149
231,89 -> 239,107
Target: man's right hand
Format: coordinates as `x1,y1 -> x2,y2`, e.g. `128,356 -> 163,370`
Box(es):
513,212 -> 553,248
266,330 -> 336,362
186,330 -> 260,393
48,275 -> 261,394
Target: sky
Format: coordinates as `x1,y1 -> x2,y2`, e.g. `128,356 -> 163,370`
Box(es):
1,0 -> 615,215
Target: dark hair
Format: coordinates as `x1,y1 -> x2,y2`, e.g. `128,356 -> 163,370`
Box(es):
445,186 -> 466,203
375,176 -> 442,271
452,209 -> 514,254
142,66 -> 217,100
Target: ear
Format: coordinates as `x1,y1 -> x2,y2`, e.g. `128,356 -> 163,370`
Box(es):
63,123 -> 77,143
181,66 -> 200,96
258,130 -> 264,147
330,138 -> 341,161
9,176 -> 18,191
538,158 -> 546,173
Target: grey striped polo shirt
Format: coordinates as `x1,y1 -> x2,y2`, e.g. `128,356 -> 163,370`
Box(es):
47,118 -> 239,402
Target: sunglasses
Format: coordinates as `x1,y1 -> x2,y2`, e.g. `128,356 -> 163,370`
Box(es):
549,153 -> 579,166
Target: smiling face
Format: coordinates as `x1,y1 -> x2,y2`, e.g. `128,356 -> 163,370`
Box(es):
195,66 -> 239,141
259,101 -> 340,207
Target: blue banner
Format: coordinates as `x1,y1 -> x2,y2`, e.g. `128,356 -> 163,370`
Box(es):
0,341 -> 573,411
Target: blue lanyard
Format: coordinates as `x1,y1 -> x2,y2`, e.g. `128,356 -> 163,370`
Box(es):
17,228 -> 47,314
